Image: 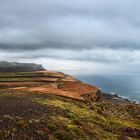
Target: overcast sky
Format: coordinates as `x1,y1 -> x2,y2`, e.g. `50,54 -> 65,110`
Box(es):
0,0 -> 140,75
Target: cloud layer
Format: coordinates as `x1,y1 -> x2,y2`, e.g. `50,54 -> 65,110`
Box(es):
1,0 -> 140,50
0,0 -> 140,75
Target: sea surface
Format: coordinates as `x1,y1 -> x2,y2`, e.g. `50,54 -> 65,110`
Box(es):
77,74 -> 140,102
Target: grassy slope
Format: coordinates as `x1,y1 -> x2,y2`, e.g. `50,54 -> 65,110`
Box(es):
0,89 -> 139,140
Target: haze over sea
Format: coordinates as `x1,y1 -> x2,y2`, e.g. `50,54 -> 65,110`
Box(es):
77,74 -> 140,102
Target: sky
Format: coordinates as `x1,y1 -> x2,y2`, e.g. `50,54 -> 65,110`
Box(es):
0,0 -> 140,76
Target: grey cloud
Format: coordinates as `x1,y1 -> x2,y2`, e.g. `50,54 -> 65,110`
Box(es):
0,0 -> 140,51
1,48 -> 140,64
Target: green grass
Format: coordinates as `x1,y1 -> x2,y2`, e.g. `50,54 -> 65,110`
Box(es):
0,72 -> 62,82
32,97 -> 140,140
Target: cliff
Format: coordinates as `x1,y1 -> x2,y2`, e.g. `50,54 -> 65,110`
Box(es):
0,62 -> 139,140
0,61 -> 100,101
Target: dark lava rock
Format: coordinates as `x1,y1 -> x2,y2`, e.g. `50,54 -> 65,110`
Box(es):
124,127 -> 140,138
119,136 -> 129,140
34,130 -> 49,140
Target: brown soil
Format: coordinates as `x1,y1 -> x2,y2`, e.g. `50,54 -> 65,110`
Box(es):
0,70 -> 100,101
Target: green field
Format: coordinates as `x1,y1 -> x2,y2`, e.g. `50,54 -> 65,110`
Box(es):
0,72 -> 62,82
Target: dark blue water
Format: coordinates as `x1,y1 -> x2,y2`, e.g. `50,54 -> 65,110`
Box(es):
77,74 -> 140,102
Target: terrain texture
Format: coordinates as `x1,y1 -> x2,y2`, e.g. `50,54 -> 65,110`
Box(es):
0,62 -> 139,140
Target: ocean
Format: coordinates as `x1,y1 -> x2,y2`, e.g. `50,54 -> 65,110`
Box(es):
77,74 -> 140,102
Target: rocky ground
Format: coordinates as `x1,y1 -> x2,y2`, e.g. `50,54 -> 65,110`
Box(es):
0,89 -> 139,140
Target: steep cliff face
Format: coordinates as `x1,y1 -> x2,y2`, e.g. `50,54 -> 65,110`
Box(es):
0,61 -> 45,72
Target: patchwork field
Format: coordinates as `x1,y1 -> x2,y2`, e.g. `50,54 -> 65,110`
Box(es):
0,70 -> 100,100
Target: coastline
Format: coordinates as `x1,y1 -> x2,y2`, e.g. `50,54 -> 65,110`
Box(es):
101,92 -> 140,104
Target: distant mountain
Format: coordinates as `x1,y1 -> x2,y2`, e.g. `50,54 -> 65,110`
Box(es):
0,61 -> 45,72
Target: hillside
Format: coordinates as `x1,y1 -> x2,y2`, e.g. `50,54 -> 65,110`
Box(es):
0,68 -> 100,101
0,61 -> 45,72
0,89 -> 140,140
0,62 -> 139,140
